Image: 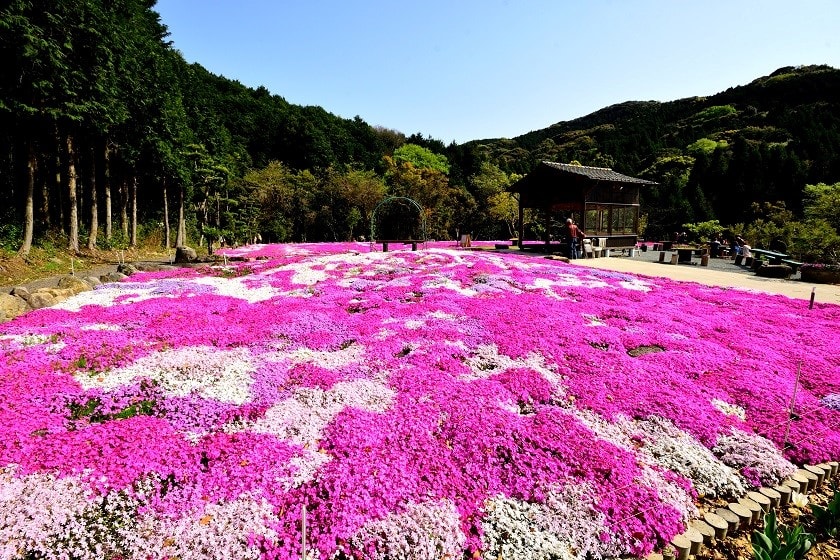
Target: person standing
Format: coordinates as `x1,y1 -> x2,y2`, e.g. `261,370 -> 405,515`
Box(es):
565,218 -> 586,259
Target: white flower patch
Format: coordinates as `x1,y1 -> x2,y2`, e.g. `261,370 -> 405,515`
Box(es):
533,275 -> 611,293
374,327 -> 398,341
51,285 -> 159,311
261,344 -> 367,371
348,500 -> 466,560
573,411 -> 747,499
583,314 -> 606,327
634,463 -> 699,523
497,399 -> 522,415
74,346 -> 255,405
713,428 -> 797,485
711,398 -> 747,421
381,309 -> 461,331
629,416 -> 747,499
281,251 -> 388,286
0,333 -> 65,352
235,379 -> 396,448
421,275 -> 478,297
618,279 -> 653,292
190,276 -> 279,303
132,493 -> 281,560
0,466 -> 141,560
482,483 -> 621,560
428,310 -> 458,321
287,450 -> 333,489
464,344 -> 565,389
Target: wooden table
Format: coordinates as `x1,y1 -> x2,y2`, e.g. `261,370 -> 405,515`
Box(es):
673,246 -> 704,263
376,240 -> 420,251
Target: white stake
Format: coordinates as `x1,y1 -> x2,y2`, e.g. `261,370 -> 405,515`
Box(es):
301,501 -> 307,560
782,359 -> 803,451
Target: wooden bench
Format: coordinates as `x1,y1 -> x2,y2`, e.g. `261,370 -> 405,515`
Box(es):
376,240 -> 420,252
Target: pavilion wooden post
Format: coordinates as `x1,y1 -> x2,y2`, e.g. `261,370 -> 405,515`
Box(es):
518,199 -> 524,248
543,207 -> 551,246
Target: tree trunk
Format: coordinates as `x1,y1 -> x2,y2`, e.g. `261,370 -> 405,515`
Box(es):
66,135 -> 79,253
104,143 -> 112,241
130,176 -> 138,248
120,179 -> 128,238
18,140 -> 36,256
163,177 -> 170,248
39,150 -> 50,230
57,151 -> 65,234
176,183 -> 186,247
87,146 -> 98,251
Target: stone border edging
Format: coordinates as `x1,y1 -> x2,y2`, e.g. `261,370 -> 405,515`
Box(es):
648,461 -> 839,560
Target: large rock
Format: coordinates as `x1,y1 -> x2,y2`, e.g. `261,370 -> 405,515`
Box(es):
58,275 -> 92,294
117,263 -> 137,276
175,246 -> 198,263
100,272 -> 128,283
134,262 -> 176,272
0,293 -> 30,321
33,287 -> 75,306
10,286 -> 31,301
83,276 -> 102,287
28,291 -> 57,309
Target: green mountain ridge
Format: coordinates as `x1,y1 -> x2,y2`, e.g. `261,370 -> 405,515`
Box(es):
458,65 -> 840,236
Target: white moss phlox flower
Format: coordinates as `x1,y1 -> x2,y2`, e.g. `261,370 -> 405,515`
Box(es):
237,379 -> 395,447
191,276 -> 279,303
132,493 -> 280,560
464,343 -> 564,389
0,467 -> 140,560
74,346 -> 255,405
348,500 -> 466,559
713,428 -> 797,485
263,344 -> 366,371
711,398 -> 747,421
482,483 -> 622,560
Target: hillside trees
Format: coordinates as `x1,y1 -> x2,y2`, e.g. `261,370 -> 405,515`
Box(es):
384,144 -> 472,239
0,0 -> 187,254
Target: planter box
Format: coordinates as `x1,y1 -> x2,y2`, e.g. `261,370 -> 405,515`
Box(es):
801,267 -> 840,284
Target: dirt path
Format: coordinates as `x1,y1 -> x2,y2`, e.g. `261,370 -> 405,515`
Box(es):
570,256 -> 840,305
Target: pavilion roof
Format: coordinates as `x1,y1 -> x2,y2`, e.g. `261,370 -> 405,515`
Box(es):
535,161 -> 657,185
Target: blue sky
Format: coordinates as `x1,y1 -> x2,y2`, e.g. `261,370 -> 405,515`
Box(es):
155,0 -> 839,144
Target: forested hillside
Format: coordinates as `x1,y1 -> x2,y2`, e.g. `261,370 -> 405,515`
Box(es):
2,1 -> 839,256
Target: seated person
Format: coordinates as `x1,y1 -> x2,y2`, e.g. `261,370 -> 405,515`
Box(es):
710,237 -> 721,257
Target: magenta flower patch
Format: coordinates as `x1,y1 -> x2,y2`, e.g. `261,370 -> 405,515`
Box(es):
1,243 -> 838,559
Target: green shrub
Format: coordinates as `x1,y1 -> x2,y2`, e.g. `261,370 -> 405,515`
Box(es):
0,210 -> 22,251
681,219 -> 723,242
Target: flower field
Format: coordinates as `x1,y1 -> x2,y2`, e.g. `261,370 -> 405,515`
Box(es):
2,242 -> 839,559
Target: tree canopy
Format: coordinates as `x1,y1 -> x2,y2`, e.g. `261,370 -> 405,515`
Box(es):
1,6 -> 839,263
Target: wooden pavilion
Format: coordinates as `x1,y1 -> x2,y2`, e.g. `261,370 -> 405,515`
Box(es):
509,161 -> 657,250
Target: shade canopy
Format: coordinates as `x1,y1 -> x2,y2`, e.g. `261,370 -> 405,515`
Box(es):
509,161 -> 657,245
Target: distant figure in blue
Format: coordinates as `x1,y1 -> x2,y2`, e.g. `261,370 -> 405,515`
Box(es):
564,218 -> 586,259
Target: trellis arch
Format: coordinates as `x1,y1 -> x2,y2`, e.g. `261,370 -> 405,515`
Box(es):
370,196 -> 427,245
